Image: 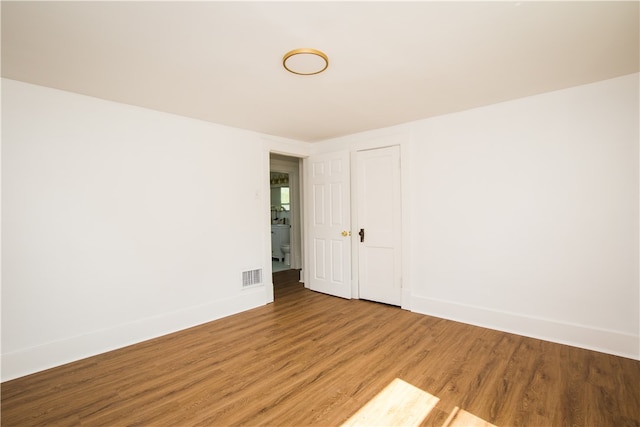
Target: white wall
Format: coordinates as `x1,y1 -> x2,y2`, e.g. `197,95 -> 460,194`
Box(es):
1,79 -> 301,381
408,73 -> 639,358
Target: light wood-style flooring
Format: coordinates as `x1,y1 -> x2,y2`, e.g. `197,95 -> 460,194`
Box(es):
2,269 -> 639,426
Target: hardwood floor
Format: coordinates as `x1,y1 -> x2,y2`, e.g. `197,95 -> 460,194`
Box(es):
3,271 -> 639,426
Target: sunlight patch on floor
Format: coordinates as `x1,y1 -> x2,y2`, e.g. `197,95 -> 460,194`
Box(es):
340,378 -> 496,427
341,378 -> 439,427
442,406 -> 497,427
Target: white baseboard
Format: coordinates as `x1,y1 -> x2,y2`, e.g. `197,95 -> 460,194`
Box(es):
1,289 -> 266,382
401,288 -> 412,311
411,295 -> 639,360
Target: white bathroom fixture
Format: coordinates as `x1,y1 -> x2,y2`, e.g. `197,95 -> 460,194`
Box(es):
281,243 -> 291,266
271,224 -> 290,262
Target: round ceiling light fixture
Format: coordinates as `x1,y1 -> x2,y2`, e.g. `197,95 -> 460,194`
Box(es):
282,48 -> 329,75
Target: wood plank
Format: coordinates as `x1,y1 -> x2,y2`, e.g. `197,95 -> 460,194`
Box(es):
2,271 -> 639,426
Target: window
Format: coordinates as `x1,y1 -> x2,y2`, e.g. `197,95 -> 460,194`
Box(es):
280,187 -> 290,211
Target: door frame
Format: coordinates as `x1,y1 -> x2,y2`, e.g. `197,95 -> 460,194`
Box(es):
262,138 -> 312,304
352,145 -> 402,306
348,133 -> 411,309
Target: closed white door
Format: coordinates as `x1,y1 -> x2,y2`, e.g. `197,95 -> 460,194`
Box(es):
356,146 -> 402,305
305,151 -> 352,299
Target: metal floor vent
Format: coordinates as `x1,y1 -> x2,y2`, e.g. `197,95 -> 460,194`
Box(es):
242,268 -> 263,287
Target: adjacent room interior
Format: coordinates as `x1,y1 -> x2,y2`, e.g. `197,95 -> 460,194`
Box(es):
1,1 -> 639,426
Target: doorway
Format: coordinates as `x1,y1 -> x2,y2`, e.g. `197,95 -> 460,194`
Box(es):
269,154 -> 303,287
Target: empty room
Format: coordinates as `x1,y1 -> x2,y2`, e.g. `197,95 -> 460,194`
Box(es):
1,2 -> 639,426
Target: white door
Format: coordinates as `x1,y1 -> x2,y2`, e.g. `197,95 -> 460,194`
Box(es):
305,151 -> 352,299
356,146 -> 402,305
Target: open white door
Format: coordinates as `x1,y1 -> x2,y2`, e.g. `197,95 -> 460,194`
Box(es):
356,146 -> 402,306
305,151 -> 352,299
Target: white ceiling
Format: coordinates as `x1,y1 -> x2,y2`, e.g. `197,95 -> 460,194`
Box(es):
2,1 -> 638,142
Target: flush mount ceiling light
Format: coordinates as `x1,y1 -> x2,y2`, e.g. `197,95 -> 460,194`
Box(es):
282,48 -> 329,75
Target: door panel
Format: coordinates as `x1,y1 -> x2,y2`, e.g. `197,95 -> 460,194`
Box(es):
305,151 -> 351,298
357,146 -> 402,305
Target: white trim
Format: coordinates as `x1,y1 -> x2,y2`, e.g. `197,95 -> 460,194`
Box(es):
402,288 -> 412,311
411,294 -> 640,360
262,147 -> 275,303
400,131 -> 413,311
350,150 -> 360,299
1,289 -> 266,382
345,132 -> 411,303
